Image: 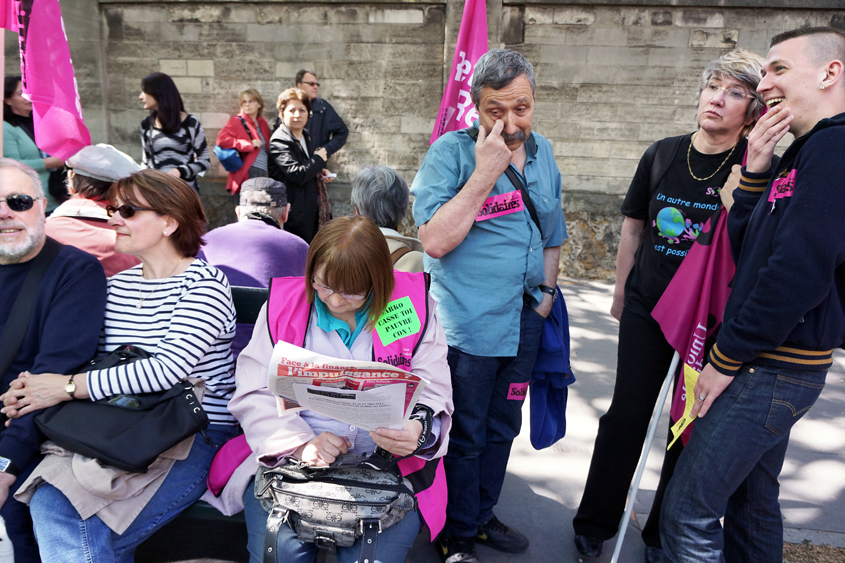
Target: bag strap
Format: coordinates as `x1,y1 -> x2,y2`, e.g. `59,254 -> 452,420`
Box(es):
358,519 -> 381,563
390,247 -> 412,265
264,506 -> 286,563
649,134 -> 685,195
465,127 -> 543,239
237,116 -> 254,140
0,238 -> 63,384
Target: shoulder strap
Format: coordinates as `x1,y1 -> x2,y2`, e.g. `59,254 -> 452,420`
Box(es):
237,116 -> 254,140
0,237 -> 64,382
464,127 -> 543,238
649,135 -> 686,194
390,247 -> 412,265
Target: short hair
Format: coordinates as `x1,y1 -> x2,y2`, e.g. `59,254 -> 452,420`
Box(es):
71,174 -> 112,200
304,216 -> 394,330
771,27 -> 845,67
276,88 -> 312,115
351,166 -> 409,230
295,69 -> 316,85
699,48 -> 766,137
140,72 -> 186,135
239,89 -> 264,118
0,157 -> 44,198
108,169 -> 206,257
471,49 -> 536,108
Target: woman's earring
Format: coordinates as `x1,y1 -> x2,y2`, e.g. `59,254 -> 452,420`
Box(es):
821,84 -> 827,90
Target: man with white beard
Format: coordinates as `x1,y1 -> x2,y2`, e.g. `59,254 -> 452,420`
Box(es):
0,158 -> 106,561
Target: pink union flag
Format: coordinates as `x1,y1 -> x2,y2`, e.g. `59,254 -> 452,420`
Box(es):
429,0 -> 488,144
3,0 -> 90,160
651,209 -> 735,446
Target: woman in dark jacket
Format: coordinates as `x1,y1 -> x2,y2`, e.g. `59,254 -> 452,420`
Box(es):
268,88 -> 333,243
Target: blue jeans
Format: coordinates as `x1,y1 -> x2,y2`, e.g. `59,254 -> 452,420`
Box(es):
29,424 -> 238,563
660,365 -> 826,563
243,477 -> 421,563
444,304 -> 545,538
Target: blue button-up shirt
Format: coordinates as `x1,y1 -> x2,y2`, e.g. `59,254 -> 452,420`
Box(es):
411,127 -> 566,357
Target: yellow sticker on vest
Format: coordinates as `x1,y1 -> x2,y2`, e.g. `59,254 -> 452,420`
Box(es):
376,297 -> 421,346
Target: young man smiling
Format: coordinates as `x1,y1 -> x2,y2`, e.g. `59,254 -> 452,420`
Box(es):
660,27 -> 845,562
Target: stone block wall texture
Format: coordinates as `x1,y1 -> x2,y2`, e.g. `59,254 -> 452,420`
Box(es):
5,1 -> 844,279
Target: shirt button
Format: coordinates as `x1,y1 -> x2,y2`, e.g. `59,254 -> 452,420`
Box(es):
749,368 -> 754,373
349,425 -> 356,431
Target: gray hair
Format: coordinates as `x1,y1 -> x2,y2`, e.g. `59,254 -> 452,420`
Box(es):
351,166 -> 409,230
699,48 -> 766,137
0,157 -> 44,197
471,49 -> 536,107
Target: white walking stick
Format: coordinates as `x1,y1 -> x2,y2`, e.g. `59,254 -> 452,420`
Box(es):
610,351 -> 679,563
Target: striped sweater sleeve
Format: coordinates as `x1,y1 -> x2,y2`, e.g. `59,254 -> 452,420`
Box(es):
86,271 -> 234,399
176,117 -> 210,182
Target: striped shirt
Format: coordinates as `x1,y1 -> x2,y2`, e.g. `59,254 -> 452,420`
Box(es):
86,259 -> 237,424
253,126 -> 268,172
141,114 -> 210,189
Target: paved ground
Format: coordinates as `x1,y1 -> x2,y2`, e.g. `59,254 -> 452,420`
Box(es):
158,278 -> 845,563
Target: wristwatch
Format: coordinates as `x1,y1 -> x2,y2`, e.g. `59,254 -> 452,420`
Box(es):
0,456 -> 20,477
539,285 -> 557,302
65,374 -> 77,399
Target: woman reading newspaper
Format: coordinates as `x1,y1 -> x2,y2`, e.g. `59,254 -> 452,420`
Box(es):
222,215 -> 453,563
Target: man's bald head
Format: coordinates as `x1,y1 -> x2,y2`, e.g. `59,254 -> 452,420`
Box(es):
771,27 -> 845,67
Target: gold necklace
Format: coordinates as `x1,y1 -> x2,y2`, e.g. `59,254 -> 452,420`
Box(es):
137,258 -> 186,308
687,132 -> 738,182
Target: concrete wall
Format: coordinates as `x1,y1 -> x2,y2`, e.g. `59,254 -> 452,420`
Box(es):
6,1 -> 844,278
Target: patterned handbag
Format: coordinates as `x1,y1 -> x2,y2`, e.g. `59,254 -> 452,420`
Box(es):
254,452 -> 415,563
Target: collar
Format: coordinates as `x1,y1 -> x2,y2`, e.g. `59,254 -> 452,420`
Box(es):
244,212 -> 281,229
378,227 -> 424,251
48,198 -> 110,222
313,296 -> 371,348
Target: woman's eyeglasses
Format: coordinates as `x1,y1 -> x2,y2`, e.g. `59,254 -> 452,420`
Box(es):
703,81 -> 753,102
1,194 -> 41,212
311,278 -> 369,301
105,204 -> 156,219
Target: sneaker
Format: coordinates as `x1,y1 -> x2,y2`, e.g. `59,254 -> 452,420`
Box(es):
475,516 -> 529,553
438,536 -> 480,563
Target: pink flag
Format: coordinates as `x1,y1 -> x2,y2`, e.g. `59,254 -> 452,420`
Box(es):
429,0 -> 488,144
651,208 -> 735,446
4,0 -> 90,160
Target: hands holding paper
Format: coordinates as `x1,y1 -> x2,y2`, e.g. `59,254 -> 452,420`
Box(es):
370,419 -> 423,457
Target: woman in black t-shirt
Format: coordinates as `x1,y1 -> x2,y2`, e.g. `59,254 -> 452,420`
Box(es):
573,49 -> 768,561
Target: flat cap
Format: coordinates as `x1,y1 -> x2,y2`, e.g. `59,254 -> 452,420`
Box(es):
66,144 -> 142,182
239,177 -> 288,207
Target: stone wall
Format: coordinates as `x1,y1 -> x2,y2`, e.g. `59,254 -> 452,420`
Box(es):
5,1 -> 844,279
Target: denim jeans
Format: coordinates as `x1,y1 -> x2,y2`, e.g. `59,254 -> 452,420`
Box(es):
29,424 -> 238,563
444,304 -> 545,538
660,364 -> 826,563
243,477 -> 421,563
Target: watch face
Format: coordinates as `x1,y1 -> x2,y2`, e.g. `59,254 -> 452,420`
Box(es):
0,457 -> 9,472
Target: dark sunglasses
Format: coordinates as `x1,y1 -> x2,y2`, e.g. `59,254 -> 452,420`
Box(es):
299,81 -> 320,87
1,194 -> 40,212
105,204 -> 156,219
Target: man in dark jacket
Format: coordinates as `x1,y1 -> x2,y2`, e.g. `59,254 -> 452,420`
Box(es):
294,69 -> 348,158
0,158 -> 106,561
661,27 -> 845,562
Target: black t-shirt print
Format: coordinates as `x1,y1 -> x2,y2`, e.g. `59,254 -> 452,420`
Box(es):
621,134 -> 747,315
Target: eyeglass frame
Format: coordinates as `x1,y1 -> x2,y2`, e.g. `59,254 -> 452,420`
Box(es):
105,204 -> 157,219
0,194 -> 42,213
702,81 -> 755,102
311,278 -> 370,302
298,81 -> 320,87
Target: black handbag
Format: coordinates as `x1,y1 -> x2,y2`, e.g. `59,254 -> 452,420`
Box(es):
34,345 -> 211,474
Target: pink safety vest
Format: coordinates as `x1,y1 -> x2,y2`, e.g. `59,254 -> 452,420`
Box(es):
267,271 -> 447,537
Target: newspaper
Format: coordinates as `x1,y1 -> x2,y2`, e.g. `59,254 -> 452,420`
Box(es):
267,341 -> 428,431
